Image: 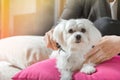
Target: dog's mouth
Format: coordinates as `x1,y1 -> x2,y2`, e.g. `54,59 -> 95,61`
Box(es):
75,40 -> 81,43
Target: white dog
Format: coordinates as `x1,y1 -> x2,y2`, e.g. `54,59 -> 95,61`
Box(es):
50,19 -> 102,80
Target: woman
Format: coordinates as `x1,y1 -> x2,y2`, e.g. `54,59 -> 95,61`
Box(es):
44,0 -> 120,64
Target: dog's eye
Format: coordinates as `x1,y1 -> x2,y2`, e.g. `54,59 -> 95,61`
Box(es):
68,29 -> 74,33
81,28 -> 86,33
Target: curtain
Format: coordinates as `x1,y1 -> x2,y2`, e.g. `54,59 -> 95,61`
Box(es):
0,0 -> 10,38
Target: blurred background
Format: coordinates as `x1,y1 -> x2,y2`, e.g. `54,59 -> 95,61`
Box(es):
0,0 -> 66,38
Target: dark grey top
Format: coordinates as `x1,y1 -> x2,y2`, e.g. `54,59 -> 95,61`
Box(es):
60,0 -> 120,21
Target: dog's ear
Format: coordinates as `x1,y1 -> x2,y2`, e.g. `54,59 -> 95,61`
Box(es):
59,18 -> 67,22
78,19 -> 102,45
53,21 -> 65,45
89,23 -> 102,45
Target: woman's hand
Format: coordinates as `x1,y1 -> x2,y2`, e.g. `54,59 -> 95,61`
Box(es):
85,36 -> 120,64
44,29 -> 58,50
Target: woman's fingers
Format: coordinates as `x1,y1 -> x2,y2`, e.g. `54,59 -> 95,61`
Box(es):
44,29 -> 58,50
85,46 -> 100,59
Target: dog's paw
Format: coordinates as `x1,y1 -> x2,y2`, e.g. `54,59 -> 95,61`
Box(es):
80,64 -> 96,74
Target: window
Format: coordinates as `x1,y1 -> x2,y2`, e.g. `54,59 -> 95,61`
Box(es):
0,0 -> 66,38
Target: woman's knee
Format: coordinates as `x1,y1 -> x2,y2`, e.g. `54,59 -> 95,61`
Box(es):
94,17 -> 120,36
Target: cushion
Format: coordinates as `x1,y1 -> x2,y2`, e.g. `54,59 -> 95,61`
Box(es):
12,56 -> 120,80
0,36 -> 52,69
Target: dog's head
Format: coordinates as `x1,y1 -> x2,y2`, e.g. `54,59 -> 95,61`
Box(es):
53,19 -> 101,52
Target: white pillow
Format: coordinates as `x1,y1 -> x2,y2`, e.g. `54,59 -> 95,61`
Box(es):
0,36 -> 52,69
0,61 -> 20,80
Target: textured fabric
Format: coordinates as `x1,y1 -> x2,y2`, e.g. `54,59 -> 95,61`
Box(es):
12,56 -> 120,80
61,0 -> 111,22
0,36 -> 52,69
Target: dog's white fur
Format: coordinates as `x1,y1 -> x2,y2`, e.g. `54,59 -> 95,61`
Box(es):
50,19 -> 102,80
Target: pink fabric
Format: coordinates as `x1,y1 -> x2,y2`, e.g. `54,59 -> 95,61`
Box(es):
12,56 -> 120,80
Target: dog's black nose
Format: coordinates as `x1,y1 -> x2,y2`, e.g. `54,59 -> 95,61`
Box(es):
76,35 -> 81,40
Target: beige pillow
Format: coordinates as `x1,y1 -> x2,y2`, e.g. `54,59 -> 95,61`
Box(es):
0,36 -> 52,69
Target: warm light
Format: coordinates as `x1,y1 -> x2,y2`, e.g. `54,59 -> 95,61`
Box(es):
0,0 -> 61,38
1,0 -> 10,38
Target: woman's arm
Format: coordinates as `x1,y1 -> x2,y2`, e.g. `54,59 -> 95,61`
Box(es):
85,35 -> 120,64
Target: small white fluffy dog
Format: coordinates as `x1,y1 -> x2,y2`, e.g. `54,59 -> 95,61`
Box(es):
50,19 -> 102,80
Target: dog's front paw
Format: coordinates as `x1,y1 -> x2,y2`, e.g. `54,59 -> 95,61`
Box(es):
80,64 -> 96,74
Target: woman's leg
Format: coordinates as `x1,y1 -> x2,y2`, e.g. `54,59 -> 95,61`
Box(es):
94,17 -> 120,36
